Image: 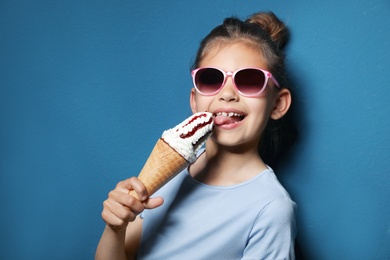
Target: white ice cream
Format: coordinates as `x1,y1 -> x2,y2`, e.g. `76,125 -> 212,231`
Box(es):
162,112 -> 213,163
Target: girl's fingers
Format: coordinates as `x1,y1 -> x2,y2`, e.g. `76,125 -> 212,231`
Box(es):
101,177 -> 162,229
107,189 -> 144,214
103,198 -> 137,223
143,196 -> 164,210
117,177 -> 148,201
101,203 -> 132,229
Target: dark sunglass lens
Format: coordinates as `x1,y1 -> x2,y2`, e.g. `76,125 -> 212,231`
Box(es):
195,68 -> 224,94
235,69 -> 265,95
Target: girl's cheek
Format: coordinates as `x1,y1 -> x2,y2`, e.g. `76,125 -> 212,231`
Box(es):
196,96 -> 214,111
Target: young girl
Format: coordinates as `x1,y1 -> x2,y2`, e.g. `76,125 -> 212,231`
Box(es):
96,11 -> 296,259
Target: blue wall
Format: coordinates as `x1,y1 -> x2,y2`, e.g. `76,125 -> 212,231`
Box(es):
1,1 -> 389,259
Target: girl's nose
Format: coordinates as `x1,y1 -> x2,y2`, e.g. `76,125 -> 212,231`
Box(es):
218,77 -> 239,102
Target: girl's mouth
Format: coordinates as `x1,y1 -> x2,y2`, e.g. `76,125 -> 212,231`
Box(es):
213,112 -> 245,127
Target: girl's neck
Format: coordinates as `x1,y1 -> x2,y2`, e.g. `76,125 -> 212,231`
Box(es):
189,143 -> 267,186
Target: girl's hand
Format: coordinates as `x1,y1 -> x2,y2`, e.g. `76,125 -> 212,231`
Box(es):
101,177 -> 164,231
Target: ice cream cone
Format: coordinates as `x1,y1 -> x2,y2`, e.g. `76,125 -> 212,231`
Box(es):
129,138 -> 189,200
129,112 -> 214,200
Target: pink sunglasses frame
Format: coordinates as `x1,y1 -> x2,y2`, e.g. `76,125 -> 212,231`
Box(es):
191,67 -> 280,97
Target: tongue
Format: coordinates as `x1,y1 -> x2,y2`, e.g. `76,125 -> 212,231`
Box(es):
214,115 -> 241,126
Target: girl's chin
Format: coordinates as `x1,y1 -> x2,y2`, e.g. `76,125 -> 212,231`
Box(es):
210,133 -> 244,147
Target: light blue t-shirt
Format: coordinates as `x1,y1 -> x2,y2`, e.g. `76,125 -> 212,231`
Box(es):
138,165 -> 296,260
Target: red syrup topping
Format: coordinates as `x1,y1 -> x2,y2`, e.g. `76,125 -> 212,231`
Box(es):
176,113 -> 213,139
179,118 -> 213,139
185,113 -> 208,126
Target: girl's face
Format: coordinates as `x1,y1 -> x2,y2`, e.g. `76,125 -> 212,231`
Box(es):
190,42 -> 284,151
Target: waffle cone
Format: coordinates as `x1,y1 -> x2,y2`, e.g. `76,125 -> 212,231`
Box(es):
129,138 -> 189,200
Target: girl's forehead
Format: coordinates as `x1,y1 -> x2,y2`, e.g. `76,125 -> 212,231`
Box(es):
200,41 -> 268,70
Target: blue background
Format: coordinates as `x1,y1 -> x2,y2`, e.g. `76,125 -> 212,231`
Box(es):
1,1 -> 389,259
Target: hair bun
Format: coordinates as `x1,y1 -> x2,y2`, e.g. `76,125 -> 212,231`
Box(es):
245,12 -> 288,49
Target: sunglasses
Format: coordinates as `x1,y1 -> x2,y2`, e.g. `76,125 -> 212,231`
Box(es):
192,67 -> 280,97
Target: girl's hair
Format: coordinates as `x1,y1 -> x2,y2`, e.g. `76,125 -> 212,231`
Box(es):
192,12 -> 288,88
192,12 -> 296,167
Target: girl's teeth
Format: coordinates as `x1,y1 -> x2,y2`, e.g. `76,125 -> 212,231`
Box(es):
216,112 -> 242,117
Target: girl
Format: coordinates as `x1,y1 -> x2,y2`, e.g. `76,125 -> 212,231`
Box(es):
96,11 -> 296,259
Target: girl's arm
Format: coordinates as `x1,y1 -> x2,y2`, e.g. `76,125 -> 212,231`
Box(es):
95,218 -> 142,260
96,225 -> 131,260
95,178 -> 163,260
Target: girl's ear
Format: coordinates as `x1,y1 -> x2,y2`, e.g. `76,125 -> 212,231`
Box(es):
270,88 -> 292,120
190,88 -> 198,113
